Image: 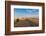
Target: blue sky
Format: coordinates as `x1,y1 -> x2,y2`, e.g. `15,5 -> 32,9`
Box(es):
14,8 -> 39,18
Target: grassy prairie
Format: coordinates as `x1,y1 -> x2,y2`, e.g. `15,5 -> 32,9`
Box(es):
14,17 -> 39,27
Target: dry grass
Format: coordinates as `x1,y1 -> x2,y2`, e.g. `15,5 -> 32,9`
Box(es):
14,18 -> 39,27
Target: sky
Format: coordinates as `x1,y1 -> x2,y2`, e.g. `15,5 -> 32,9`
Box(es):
14,8 -> 39,18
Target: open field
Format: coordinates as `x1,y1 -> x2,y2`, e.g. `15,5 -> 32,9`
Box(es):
14,17 -> 39,27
